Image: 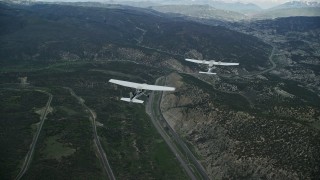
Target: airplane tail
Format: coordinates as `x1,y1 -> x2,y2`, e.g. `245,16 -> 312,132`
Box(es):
121,98 -> 144,104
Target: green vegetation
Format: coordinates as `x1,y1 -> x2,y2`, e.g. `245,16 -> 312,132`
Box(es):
42,136 -> 76,161
266,74 -> 320,107
2,2 -> 319,179
312,121 -> 320,131
0,2 -> 270,72
23,87 -> 105,179
0,60 -> 189,179
97,104 -> 187,179
59,62 -> 187,178
75,73 -> 188,178
0,90 -> 48,179
54,106 -> 78,116
180,73 -> 251,111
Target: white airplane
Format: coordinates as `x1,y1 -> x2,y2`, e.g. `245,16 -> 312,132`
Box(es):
109,79 -> 175,103
185,58 -> 239,75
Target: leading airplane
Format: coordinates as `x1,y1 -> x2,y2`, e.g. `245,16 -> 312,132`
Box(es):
185,58 -> 239,75
109,79 -> 175,103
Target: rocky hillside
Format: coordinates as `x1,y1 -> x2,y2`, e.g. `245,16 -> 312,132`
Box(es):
161,73 -> 320,179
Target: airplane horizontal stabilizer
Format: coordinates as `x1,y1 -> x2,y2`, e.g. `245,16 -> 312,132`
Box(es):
199,71 -> 217,75
121,97 -> 144,103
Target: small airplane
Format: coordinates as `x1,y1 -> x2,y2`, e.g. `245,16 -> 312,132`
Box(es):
185,58 -> 239,75
109,79 -> 175,103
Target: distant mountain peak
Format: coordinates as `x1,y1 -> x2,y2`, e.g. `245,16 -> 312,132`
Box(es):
272,1 -> 320,9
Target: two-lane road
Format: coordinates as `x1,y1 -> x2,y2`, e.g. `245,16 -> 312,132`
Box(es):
65,87 -> 116,180
16,90 -> 53,180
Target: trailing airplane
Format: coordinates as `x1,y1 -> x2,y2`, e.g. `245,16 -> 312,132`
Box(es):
109,79 -> 175,103
185,58 -> 239,75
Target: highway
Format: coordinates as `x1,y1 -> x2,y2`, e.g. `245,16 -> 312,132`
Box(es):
66,87 -> 116,180
16,90 -> 53,180
146,77 -> 210,180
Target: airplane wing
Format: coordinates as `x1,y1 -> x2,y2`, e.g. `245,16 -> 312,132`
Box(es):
186,58 -> 239,66
185,58 -> 210,65
199,71 -> 217,75
210,62 -> 239,66
109,79 -> 175,91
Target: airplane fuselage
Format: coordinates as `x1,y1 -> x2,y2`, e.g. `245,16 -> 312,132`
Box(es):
130,89 -> 145,101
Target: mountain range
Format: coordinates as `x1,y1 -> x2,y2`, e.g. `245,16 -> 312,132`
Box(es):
2,0 -> 320,20
271,1 -> 320,9
0,2 -> 270,71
